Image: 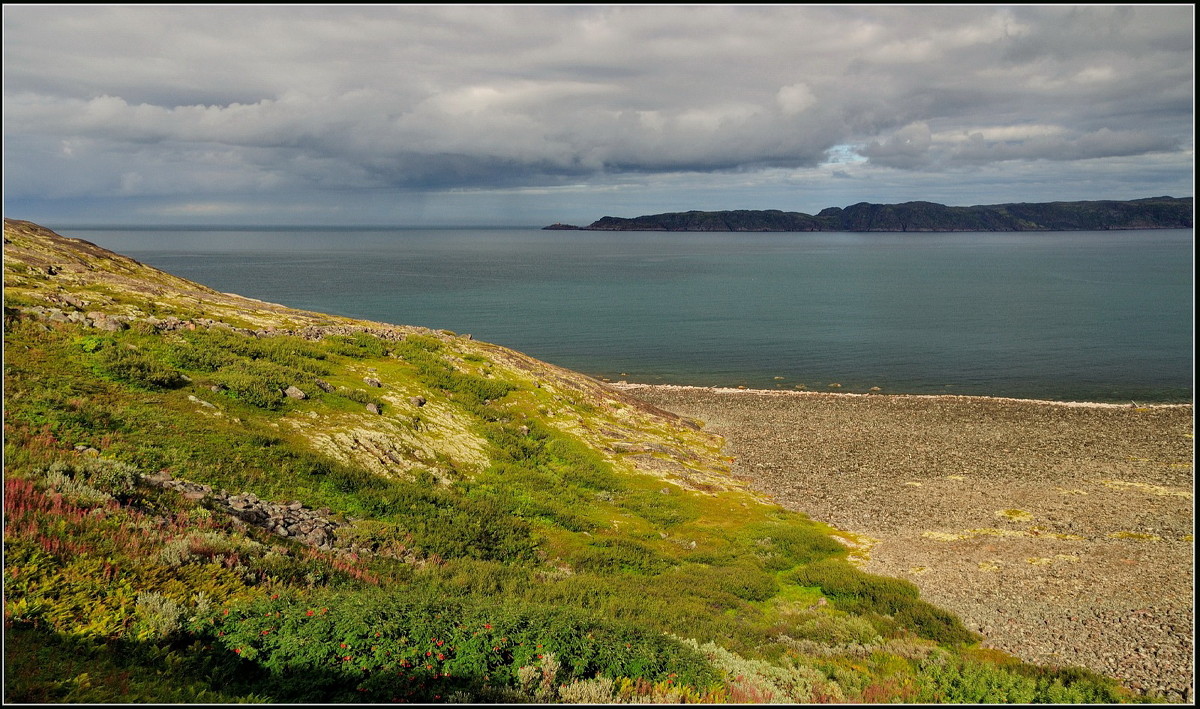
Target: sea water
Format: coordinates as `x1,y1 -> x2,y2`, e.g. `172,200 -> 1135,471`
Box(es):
60,226 -> 1193,403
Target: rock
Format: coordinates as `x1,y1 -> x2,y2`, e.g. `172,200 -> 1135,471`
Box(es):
188,395 -> 217,409
284,385 -> 307,400
314,379 -> 334,392
409,395 -> 426,407
364,377 -> 382,388
86,312 -> 128,331
366,403 -> 381,415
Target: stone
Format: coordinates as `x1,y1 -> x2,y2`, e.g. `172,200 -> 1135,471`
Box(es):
188,395 -> 217,409
366,403 -> 381,415
409,395 -> 426,407
284,385 -> 307,400
364,377 -> 382,388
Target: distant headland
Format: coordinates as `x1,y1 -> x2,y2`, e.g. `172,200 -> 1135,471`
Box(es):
544,196 -> 1193,232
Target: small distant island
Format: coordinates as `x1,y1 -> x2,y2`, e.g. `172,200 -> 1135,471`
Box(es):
545,196 -> 1193,232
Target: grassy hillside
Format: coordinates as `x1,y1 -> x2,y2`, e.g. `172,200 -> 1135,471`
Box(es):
3,218 -> 1142,703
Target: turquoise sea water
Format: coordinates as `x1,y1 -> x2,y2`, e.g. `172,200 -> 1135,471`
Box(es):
62,227 -> 1194,403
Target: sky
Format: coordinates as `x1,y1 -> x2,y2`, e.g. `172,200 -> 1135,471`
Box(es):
2,4 -> 1194,227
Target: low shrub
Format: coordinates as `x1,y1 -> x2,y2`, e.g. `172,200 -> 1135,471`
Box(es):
165,342 -> 234,372
94,347 -> 186,390
322,332 -> 388,358
574,539 -> 671,576
739,521 -> 848,571
786,559 -> 977,645
189,591 -> 720,703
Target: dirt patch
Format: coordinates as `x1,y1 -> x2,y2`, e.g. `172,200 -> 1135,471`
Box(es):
617,384 -> 1194,702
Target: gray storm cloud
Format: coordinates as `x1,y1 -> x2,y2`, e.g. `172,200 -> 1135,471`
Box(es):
2,4 -> 1193,220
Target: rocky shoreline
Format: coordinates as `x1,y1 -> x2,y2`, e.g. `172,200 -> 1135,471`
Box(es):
615,383 -> 1194,703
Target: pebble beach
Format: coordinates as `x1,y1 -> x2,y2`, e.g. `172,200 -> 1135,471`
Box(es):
616,383 -> 1195,702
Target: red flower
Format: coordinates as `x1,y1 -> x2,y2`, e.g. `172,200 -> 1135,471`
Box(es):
483,623 -> 492,629
234,648 -> 242,654
437,654 -> 445,661
306,610 -> 315,616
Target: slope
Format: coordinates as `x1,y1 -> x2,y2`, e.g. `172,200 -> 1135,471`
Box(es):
2,218 -> 1139,703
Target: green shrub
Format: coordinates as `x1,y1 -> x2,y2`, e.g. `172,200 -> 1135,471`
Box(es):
215,370 -> 284,410
787,559 -> 976,645
393,336 -> 515,408
213,360 -> 313,410
381,488 -> 537,563
680,637 -> 833,703
77,335 -> 113,353
339,388 -> 383,408
42,458 -> 140,503
574,539 -> 671,576
132,592 -> 185,641
618,487 -> 698,527
916,651 -> 1040,703
94,347 -> 186,390
189,592 -> 719,703
790,611 -> 882,646
1010,663 -> 1130,703
709,562 -> 779,602
322,332 -> 388,358
739,521 -> 848,571
165,342 -> 234,372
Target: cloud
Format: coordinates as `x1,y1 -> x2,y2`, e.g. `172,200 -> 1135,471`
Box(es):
859,123 -> 934,169
1,5 -> 1192,223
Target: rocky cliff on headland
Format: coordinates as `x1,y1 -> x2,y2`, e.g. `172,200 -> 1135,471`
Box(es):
546,196 -> 1193,232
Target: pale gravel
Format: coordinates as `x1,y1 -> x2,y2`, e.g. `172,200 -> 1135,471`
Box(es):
615,384 -> 1195,703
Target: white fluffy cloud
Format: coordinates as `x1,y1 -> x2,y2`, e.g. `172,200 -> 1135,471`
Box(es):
2,5 -> 1193,224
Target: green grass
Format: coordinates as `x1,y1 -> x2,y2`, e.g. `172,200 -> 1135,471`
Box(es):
2,305 -> 1145,704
